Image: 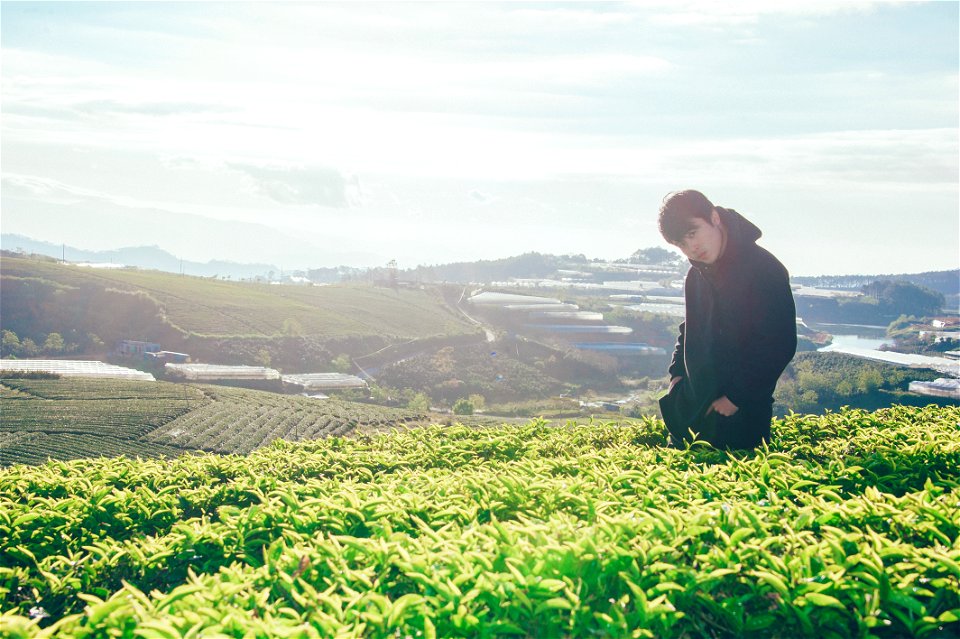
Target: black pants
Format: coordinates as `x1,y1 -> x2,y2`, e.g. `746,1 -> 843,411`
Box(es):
660,379 -> 772,450
708,400 -> 772,450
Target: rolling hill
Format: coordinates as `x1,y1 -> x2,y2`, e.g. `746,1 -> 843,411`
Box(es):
0,255 -> 481,371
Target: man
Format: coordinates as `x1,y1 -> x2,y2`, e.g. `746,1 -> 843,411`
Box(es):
657,190 -> 797,450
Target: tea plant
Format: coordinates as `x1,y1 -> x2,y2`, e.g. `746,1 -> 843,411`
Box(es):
1,405 -> 958,638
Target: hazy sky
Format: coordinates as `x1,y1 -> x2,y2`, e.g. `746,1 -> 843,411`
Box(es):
2,1 -> 957,275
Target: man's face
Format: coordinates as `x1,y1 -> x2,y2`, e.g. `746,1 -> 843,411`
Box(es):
674,210 -> 725,264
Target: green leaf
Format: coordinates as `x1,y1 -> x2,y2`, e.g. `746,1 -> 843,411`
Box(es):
804,593 -> 845,609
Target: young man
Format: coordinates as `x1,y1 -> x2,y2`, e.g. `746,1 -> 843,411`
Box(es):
657,190 -> 797,450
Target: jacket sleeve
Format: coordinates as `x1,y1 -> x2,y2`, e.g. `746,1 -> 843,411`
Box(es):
721,260 -> 797,407
667,321 -> 686,379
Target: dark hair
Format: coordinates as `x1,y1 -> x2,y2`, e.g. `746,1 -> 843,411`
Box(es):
658,190 -> 714,244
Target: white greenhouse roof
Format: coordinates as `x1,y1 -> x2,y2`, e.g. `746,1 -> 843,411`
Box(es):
909,378 -> 960,399
503,303 -> 579,311
0,359 -> 155,381
165,363 -> 280,380
528,311 -> 605,321
469,292 -> 562,306
282,373 -> 367,390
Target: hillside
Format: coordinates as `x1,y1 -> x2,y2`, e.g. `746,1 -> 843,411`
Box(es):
774,352 -> 951,415
792,270 -> 960,298
0,377 -> 426,466
1,404 -> 957,637
0,255 -> 481,370
0,255 -> 474,339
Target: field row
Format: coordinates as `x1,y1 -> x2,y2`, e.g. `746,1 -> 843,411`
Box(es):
0,431 -> 185,468
1,379 -> 206,401
0,378 -> 427,465
147,386 -> 425,454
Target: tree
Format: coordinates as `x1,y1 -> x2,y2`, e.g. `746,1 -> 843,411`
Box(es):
43,332 -> 65,354
630,247 -> 683,266
331,354 -> 353,373
20,338 -> 39,357
254,348 -> 272,367
1,330 -> 21,356
407,393 -> 430,412
452,398 -> 474,415
467,394 -> 486,411
862,280 -> 943,317
856,369 -> 883,394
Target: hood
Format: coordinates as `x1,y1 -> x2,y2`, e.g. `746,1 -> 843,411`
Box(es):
689,207 -> 762,270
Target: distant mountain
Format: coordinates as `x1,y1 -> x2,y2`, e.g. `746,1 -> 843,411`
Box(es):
400,250 -> 686,284
1,234 -> 278,279
792,270 -> 960,297
402,252 -> 569,283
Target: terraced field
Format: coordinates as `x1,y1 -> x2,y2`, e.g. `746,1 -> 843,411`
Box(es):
0,378 -> 427,466
1,405 -> 958,638
147,385 -> 426,454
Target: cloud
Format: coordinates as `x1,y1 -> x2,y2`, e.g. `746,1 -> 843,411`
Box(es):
645,1 -> 880,27
227,163 -> 361,208
468,189 -> 497,205
1,173 -> 107,203
72,100 -> 233,117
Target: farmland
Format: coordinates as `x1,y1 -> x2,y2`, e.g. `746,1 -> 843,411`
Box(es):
2,404 -> 958,638
0,378 -> 426,466
0,255 -> 477,340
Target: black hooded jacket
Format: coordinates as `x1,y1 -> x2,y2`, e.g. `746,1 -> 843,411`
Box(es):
665,207 -> 797,423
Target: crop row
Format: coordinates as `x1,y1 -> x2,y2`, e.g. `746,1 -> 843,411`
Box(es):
147,387 -> 424,454
0,379 -> 423,465
1,379 -> 207,402
1,405 -> 958,637
0,432 -> 185,468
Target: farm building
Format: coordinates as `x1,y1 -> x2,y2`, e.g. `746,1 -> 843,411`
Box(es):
0,359 -> 155,381
116,340 -> 161,357
282,373 -> 367,392
932,317 -> 960,329
165,363 -> 280,381
918,330 -> 960,343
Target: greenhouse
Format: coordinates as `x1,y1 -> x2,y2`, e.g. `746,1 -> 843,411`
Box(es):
165,363 -> 280,380
0,359 -> 155,381
527,311 -> 604,321
282,373 -> 367,391
468,292 -> 562,306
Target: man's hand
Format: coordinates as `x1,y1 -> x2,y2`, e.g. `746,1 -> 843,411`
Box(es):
668,376 -> 683,391
707,395 -> 739,417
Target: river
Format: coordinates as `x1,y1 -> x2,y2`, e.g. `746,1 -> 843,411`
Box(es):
810,323 -> 892,352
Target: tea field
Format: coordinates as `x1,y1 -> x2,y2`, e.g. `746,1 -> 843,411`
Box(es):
0,378 -> 426,466
2,404 -> 959,638
1,256 -> 475,340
